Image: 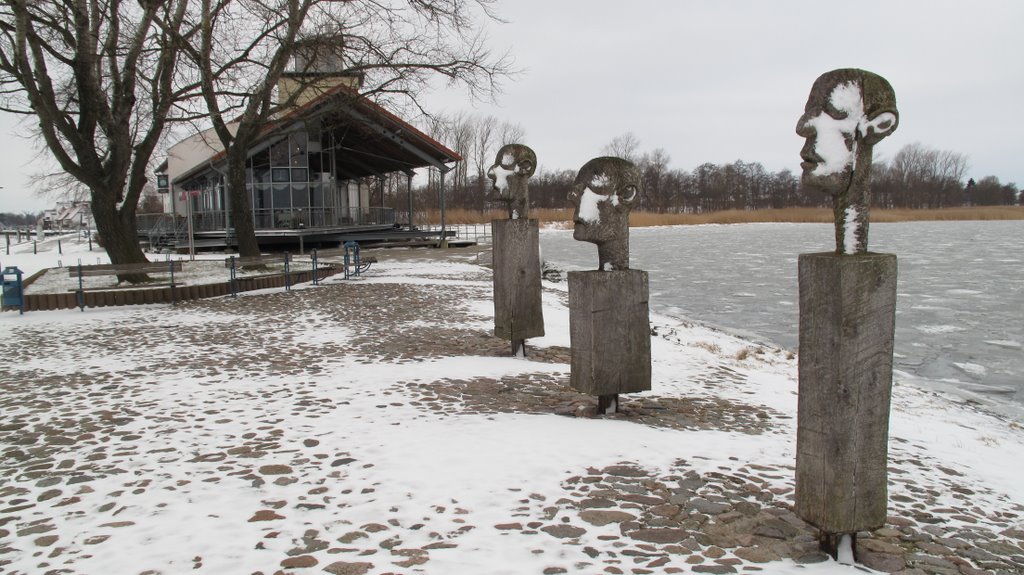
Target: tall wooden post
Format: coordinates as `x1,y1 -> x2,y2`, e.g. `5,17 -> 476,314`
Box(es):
492,219 -> 544,349
795,252 -> 897,534
568,270 -> 651,409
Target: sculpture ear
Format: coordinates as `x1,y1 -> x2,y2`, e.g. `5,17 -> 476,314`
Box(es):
861,111 -> 898,145
619,184 -> 638,205
517,159 -> 536,177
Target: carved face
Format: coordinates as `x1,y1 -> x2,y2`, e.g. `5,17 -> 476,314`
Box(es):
567,157 -> 639,244
796,69 -> 898,192
486,144 -> 536,197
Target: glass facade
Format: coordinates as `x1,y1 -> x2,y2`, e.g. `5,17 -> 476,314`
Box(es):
179,127 -> 394,232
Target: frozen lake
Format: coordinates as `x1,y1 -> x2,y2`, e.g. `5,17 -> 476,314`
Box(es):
540,220 -> 1024,420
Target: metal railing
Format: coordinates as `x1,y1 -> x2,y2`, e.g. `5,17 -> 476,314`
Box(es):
420,223 -> 492,243
138,207 -> 397,248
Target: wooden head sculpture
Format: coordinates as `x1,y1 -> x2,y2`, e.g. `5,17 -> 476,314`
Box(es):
487,144 -> 537,220
797,69 -> 899,254
567,156 -> 641,271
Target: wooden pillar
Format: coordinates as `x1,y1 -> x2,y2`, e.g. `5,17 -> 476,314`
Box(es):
568,269 -> 651,398
795,252 -> 897,534
492,219 -> 545,345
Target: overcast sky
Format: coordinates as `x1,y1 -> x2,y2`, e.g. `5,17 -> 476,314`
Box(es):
2,0 -> 1022,213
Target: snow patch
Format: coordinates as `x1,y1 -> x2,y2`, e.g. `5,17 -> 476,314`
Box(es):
577,187 -> 605,224
954,362 -> 988,377
490,164 -> 514,192
842,205 -> 859,254
806,82 -> 864,176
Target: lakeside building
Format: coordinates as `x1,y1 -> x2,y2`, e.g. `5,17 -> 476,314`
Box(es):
146,46 -> 460,251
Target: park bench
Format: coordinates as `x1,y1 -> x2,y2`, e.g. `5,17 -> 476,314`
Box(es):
67,260 -> 184,309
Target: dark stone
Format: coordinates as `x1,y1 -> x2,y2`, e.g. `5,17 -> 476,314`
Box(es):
629,529 -> 689,544
541,525 -> 586,539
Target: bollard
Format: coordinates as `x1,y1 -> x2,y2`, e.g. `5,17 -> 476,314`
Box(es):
228,256 -> 238,298
311,249 -> 319,285
76,260 -> 85,311
284,253 -> 291,291
58,238 -> 62,255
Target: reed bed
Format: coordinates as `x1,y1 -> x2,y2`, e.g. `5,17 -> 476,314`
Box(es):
421,206 -> 1024,226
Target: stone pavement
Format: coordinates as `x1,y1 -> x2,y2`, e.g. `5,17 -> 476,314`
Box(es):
1,248 -> 1022,574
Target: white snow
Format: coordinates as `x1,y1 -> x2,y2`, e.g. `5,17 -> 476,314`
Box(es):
954,362 -> 988,377
836,534 -> 854,565
489,164 -> 515,192
806,81 -> 864,176
576,187 -> 604,224
2,241 -> 1023,574
842,205 -> 859,254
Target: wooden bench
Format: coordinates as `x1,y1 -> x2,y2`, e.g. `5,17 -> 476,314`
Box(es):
68,261 -> 184,310
67,261 -> 183,278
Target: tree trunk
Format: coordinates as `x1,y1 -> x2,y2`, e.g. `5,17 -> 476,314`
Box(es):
226,146 -> 261,258
91,186 -> 149,283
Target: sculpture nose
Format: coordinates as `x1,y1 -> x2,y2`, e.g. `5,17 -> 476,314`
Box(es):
796,113 -> 816,137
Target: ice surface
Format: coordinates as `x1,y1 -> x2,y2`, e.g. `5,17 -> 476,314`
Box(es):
541,220 -> 1024,421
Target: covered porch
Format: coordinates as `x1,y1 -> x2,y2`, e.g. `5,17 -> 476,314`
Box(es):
151,84 -> 460,252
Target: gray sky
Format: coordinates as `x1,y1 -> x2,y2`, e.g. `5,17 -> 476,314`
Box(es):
423,0 -> 1024,186
2,0 -> 1022,212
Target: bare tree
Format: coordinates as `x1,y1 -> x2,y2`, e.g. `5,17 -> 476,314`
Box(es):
497,120 -> 525,147
177,0 -> 513,257
602,132 -> 641,163
0,0 -> 199,278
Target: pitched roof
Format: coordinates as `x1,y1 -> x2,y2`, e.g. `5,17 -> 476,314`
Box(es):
173,83 -> 460,184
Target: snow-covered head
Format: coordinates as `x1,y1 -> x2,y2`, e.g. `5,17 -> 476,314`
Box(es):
796,69 -> 898,193
567,157 -> 640,270
487,144 -> 536,219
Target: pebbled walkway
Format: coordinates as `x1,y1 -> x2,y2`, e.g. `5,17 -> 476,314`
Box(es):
1,248 -> 1022,574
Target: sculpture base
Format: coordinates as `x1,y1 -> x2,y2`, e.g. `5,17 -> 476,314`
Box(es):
492,219 -> 545,342
795,252 -> 897,534
568,270 -> 651,396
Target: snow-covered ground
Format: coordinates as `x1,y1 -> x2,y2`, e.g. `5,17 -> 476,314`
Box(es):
1,237 -> 1023,574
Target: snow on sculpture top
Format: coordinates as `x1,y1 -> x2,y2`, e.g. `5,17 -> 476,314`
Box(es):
567,157 -> 641,271
487,144 -> 537,220
796,68 -> 899,255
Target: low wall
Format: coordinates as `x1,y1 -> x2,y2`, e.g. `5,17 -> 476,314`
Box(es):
19,267 -> 342,312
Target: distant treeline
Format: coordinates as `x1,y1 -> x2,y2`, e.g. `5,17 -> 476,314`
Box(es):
395,115 -> 1022,214
0,211 -> 42,228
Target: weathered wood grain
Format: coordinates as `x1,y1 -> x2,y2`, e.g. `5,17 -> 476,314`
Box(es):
795,252 -> 897,534
568,269 -> 651,396
492,219 -> 545,341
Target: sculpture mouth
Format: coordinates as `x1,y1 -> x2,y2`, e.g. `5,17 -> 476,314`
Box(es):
800,152 -> 822,172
